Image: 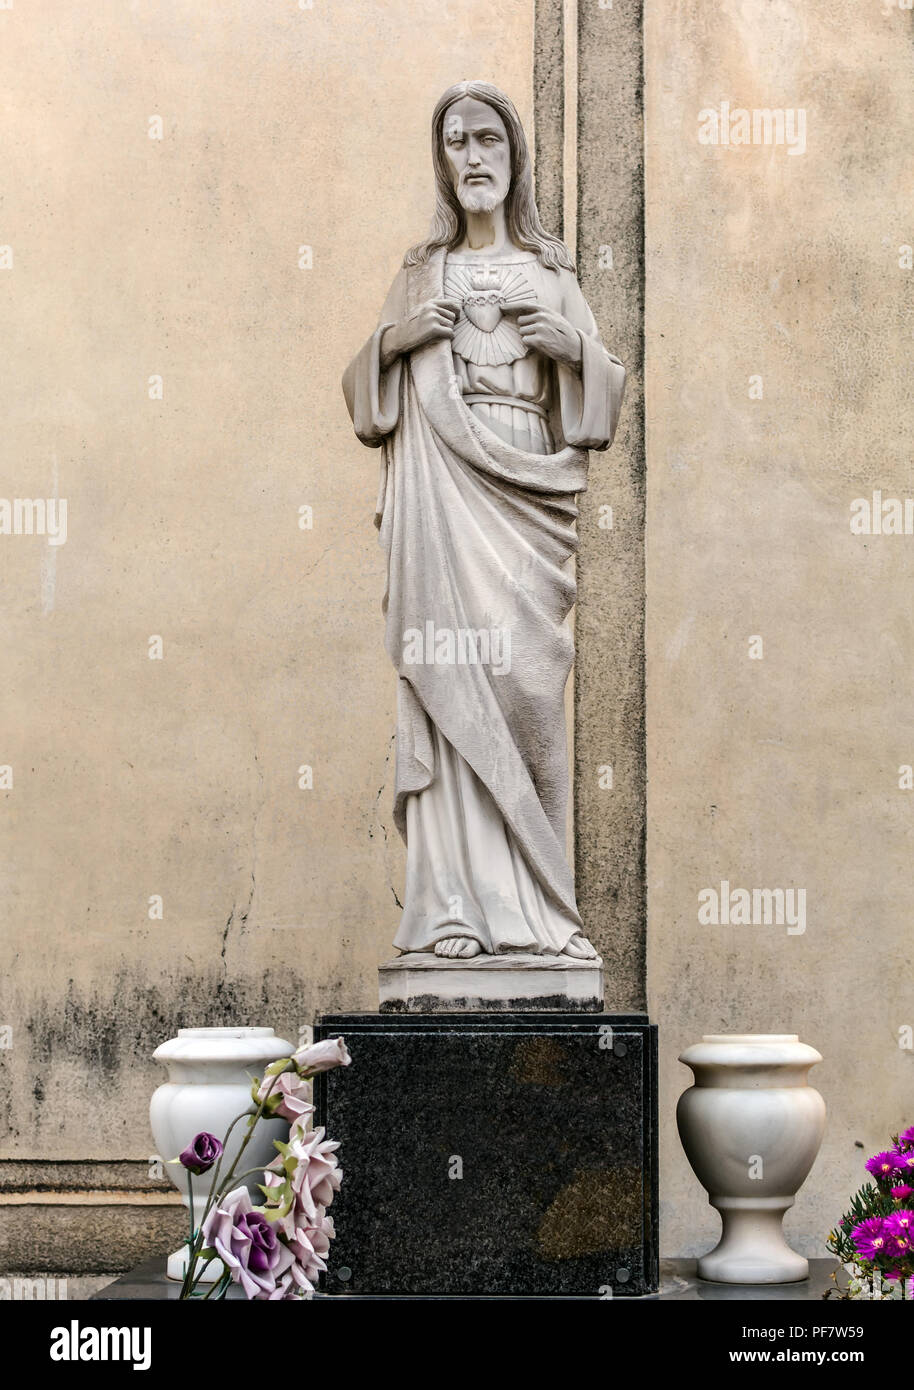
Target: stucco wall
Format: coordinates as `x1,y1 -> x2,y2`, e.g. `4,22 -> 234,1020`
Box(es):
2,0 -> 911,1270
0,0 -> 534,1167
646,0 -> 914,1254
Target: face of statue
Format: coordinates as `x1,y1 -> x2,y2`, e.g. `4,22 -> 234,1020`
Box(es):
442,96 -> 511,215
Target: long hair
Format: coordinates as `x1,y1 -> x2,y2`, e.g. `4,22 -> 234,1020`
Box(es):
403,81 -> 574,272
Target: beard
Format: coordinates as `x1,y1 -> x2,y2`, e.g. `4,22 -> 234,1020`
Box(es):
457,181 -> 501,215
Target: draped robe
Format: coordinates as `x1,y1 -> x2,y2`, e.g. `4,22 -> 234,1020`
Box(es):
342,247 -> 625,954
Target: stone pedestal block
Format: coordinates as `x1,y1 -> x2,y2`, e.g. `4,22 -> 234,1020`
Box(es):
314,1012 -> 658,1297
378,952 -> 604,1013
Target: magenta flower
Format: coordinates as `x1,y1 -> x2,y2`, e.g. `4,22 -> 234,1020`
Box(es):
178,1131 -> 223,1175
892,1149 -> 914,1175
884,1232 -> 913,1260
851,1216 -> 890,1260
866,1151 -> 900,1183
201,1187 -> 295,1299
891,1185 -> 914,1200
898,1126 -> 914,1150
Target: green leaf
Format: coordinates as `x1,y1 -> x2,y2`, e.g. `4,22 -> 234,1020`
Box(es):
262,1197 -> 293,1223
263,1057 -> 293,1077
261,1176 -> 292,1207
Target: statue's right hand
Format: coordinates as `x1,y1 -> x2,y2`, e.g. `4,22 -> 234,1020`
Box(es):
388,299 -> 460,358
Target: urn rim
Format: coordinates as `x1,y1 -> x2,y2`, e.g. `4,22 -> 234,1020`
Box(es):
700,1033 -> 799,1043
678,1032 -> 824,1077
152,1026 -> 295,1065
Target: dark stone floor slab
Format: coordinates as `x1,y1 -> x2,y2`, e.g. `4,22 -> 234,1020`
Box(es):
91,1257 -> 841,1301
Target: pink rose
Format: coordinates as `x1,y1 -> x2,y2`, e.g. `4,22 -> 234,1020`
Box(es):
293,1037 -> 351,1075
266,1121 -> 342,1221
288,1123 -> 342,1220
278,1209 -> 336,1293
200,1187 -> 295,1300
254,1070 -> 314,1124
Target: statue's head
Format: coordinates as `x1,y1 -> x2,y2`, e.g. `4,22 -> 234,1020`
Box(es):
440,86 -> 515,217
404,80 -> 574,272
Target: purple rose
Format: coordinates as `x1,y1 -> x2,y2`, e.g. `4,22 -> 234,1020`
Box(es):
201,1187 -> 295,1300
178,1131 -> 223,1175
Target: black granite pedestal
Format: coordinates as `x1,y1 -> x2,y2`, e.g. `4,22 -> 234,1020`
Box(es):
314,1012 -> 658,1298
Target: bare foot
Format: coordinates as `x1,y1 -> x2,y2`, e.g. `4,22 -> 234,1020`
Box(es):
561,934 -> 598,960
434,937 -> 483,959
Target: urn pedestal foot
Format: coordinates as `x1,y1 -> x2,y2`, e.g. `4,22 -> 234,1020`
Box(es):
698,1200 -> 809,1284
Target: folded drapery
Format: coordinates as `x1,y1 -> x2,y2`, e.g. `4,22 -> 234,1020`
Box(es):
342,248 -> 626,953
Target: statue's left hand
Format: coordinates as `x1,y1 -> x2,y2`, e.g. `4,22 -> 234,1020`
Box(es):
509,303 -> 582,368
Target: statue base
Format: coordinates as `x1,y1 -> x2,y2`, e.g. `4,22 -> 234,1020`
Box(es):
378,951 -> 604,1013
314,1011 -> 658,1297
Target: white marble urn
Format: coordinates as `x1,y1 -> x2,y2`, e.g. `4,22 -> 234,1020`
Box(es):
677,1033 -> 825,1284
150,1026 -> 294,1281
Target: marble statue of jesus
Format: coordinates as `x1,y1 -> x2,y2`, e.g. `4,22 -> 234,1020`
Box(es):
343,81 -> 625,963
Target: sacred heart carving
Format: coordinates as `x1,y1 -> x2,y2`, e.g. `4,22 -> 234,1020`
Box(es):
463,291 -> 504,334
444,261 -> 537,367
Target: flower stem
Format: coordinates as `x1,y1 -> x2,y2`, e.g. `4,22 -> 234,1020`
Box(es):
177,1076 -> 283,1300
178,1170 -> 196,1299
187,1255 -> 218,1296
197,1109 -> 251,1229
222,1165 -> 276,1190
201,1271 -> 232,1300
186,1170 -> 195,1246
208,1079 -> 280,1205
